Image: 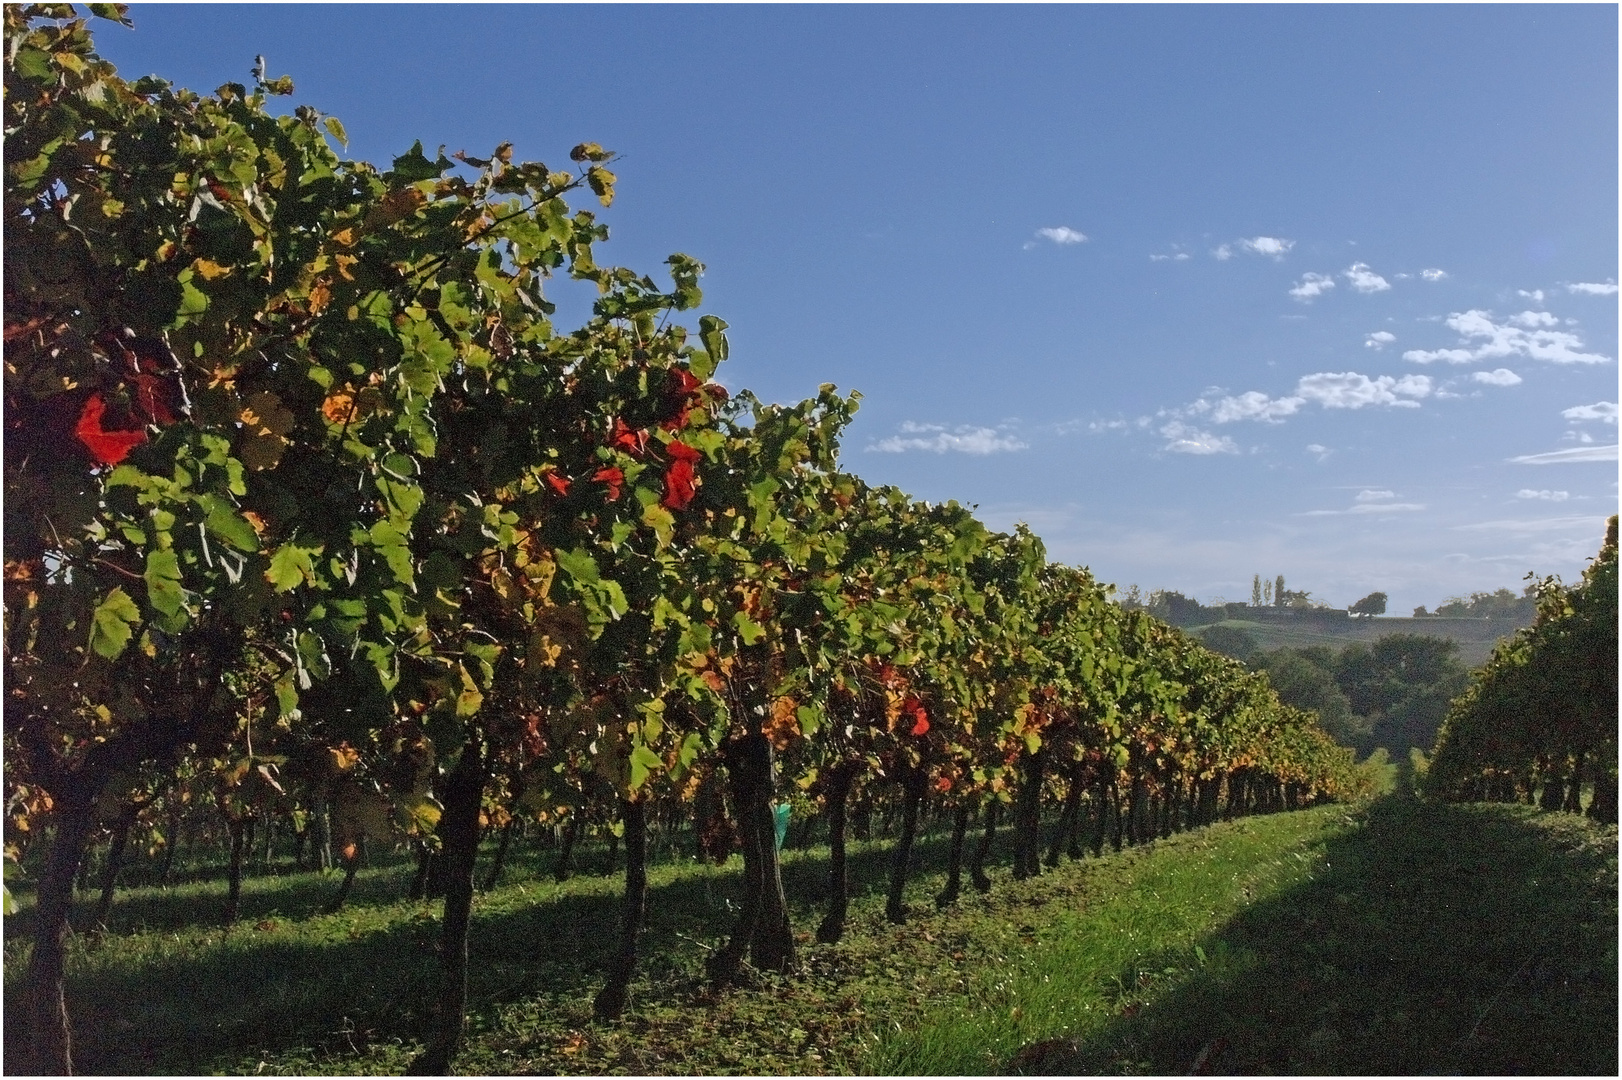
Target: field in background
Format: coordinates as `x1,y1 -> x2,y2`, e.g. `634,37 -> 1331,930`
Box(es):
1195,616 -> 1519,667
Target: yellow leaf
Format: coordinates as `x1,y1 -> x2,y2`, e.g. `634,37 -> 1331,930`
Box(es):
192,258 -> 231,280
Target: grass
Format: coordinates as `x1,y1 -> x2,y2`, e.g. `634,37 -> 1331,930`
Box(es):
4,797 -> 1614,1074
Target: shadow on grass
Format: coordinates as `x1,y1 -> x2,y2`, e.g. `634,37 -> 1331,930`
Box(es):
3,818 -> 974,1074
1047,798 -> 1618,1076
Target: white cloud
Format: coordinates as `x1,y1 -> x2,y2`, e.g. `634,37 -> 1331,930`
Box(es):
1289,272 -> 1336,301
870,421 -> 1027,455
1305,443 -> 1332,462
1239,236 -> 1294,259
1303,502 -> 1426,517
1365,330 -> 1396,350
1160,420 -> 1237,455
1508,444 -> 1620,465
1207,390 -> 1304,424
1471,368 -> 1522,386
1150,251 -> 1191,262
1355,489 -> 1396,502
1567,281 -> 1619,296
1212,244 -> 1233,261
1402,309 -> 1611,366
1518,289 -> 1546,303
1026,226 -> 1087,248
1563,401 -> 1619,424
1296,371 -> 1432,409
1516,489 -> 1570,501
1421,268 -> 1448,281
1343,262 -> 1391,294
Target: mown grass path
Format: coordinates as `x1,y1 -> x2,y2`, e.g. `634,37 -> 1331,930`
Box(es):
4,798 -> 1614,1074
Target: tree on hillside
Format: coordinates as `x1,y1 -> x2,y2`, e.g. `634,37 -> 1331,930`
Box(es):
1433,587 -> 1537,622
1200,624 -> 1260,665
1252,574 -> 1264,607
1334,635 -> 1467,754
1349,591 -> 1388,617
1257,649 -> 1367,748
1274,574 -> 1286,608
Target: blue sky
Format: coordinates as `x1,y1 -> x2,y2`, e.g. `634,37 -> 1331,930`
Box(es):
99,4 -> 1619,614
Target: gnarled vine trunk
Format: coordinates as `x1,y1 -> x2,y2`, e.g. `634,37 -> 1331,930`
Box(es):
885,766 -> 927,924
707,733 -> 795,984
594,798 -> 648,1019
409,736 -> 487,1076
816,761 -> 858,944
936,803 -> 971,908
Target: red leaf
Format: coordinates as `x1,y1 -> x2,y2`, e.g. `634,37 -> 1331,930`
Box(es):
666,441 -> 702,464
74,394 -> 145,465
591,466 -> 624,501
910,713 -> 930,737
668,368 -> 702,396
546,472 -> 571,496
131,372 -> 176,425
661,459 -> 696,510
610,417 -> 645,455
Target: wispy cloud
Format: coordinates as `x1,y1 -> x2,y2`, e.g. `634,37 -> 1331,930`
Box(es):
1516,489 -> 1570,501
1403,309 -> 1611,366
1212,244 -> 1233,260
1567,281 -> 1619,296
870,421 -> 1027,455
1453,514 -> 1608,535
1159,420 -> 1237,455
1239,236 -> 1294,259
1025,226 -> 1087,249
1365,330 -> 1396,350
1296,371 -> 1431,409
1508,444 -> 1620,465
1421,268 -> 1448,281
1150,251 -> 1191,262
1303,498 -> 1426,517
1289,272 -> 1336,301
1471,368 -> 1522,386
1305,443 -> 1332,462
1343,262 -> 1391,294
1518,289 -> 1546,303
1355,489 -> 1396,502
1563,401 -> 1619,424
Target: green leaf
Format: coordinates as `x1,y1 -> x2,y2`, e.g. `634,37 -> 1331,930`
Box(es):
89,587 -> 141,659
88,3 -> 135,25
11,48 -> 53,81
323,116 -> 348,146
628,745 -> 663,791
455,664 -> 484,717
697,315 -> 729,377
555,547 -> 601,586
143,548 -> 186,619
265,543 -> 318,592
171,273 -> 209,326
733,611 -> 766,646
202,496 -> 260,552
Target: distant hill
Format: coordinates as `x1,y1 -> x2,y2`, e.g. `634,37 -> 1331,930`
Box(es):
1191,614 -> 1530,668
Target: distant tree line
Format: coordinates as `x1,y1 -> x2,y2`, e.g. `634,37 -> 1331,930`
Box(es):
1412,586 -> 1538,622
